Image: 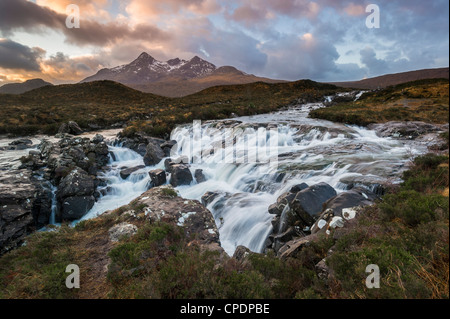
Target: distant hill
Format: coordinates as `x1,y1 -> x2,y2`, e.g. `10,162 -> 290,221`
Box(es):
329,67 -> 449,89
0,79 -> 340,136
81,52 -> 283,97
0,78 -> 53,94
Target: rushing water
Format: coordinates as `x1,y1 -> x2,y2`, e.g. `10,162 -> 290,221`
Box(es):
71,95 -> 428,256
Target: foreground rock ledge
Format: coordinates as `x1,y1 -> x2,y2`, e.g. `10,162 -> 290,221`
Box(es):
126,185 -> 223,254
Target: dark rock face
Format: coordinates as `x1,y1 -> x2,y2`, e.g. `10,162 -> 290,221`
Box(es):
201,191 -> 222,207
56,168 -> 95,221
58,121 -> 84,135
0,170 -> 37,256
60,196 -> 95,220
266,182 -> 337,255
170,165 -> 193,187
119,165 -> 145,180
143,141 -> 165,166
311,187 -> 378,235
194,169 -> 207,183
149,169 -> 167,187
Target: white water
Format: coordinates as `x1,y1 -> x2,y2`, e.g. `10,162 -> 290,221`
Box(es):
64,96 -> 429,256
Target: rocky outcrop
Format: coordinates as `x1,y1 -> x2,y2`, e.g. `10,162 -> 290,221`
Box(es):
134,186 -> 222,252
108,222 -> 138,243
169,164 -> 193,187
143,140 -> 166,166
149,169 -> 167,187
266,182 -> 337,254
56,168 -> 96,221
310,187 -> 378,235
0,170 -> 37,256
368,121 -> 447,139
58,121 -> 84,135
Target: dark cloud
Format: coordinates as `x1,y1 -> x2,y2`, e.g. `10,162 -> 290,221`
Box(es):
0,39 -> 45,71
0,0 -> 170,47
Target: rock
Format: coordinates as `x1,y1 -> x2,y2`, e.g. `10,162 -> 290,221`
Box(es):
56,168 -> 95,199
164,158 -> 175,173
60,196 -> 95,220
161,140 -> 177,157
368,121 -> 445,139
119,165 -> 145,180
91,134 -> 104,144
9,138 -> 33,147
290,183 -> 309,193
170,165 -> 193,187
134,186 -> 222,253
0,170 -> 37,256
201,191 -> 222,207
278,235 -> 314,260
108,222 -> 138,242
149,169 -> 167,187
311,187 -> 377,234
315,258 -> 332,281
194,169 -> 207,183
143,141 -> 165,166
292,182 -> 337,217
58,121 -> 83,135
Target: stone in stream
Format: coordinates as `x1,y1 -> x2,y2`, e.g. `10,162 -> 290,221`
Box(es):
119,165 -> 145,179
58,121 -> 84,135
143,140 -> 165,166
194,169 -> 207,183
149,169 -> 167,187
169,165 -> 193,187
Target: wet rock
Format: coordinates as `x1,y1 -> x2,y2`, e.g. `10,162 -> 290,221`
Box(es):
170,164 -> 193,187
58,121 -> 83,135
292,182 -> 337,217
56,168 -> 95,199
149,169 -> 167,187
0,170 -> 37,256
201,191 -> 222,207
119,165 -> 145,180
311,187 -> 377,234
108,222 -> 138,242
194,169 -> 207,183
368,121 -> 445,139
290,183 -> 309,193
143,141 -> 165,166
91,134 -> 104,144
60,196 -> 95,220
161,140 -> 177,157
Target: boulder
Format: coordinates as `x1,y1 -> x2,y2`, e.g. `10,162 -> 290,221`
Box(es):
56,168 -> 95,199
292,182 -> 337,217
194,169 -> 207,183
91,134 -> 104,144
170,165 -> 193,187
108,222 -> 138,242
149,169 -> 167,187
143,141 -> 165,166
60,196 -> 95,220
134,186 -> 222,253
119,165 -> 145,180
311,187 -> 378,234
0,170 -> 37,256
58,121 -> 83,135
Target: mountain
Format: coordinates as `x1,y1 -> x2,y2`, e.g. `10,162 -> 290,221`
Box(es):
329,67 -> 449,89
0,78 -> 53,94
81,52 -> 283,97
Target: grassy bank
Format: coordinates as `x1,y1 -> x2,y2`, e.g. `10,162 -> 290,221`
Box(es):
0,80 -> 341,138
309,78 -> 449,126
0,152 -> 448,299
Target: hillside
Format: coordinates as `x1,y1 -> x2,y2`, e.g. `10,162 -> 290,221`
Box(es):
310,78 -> 449,126
329,67 -> 449,89
0,79 -> 341,137
0,79 -> 53,94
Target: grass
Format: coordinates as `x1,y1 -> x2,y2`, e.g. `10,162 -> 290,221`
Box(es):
309,78 -> 449,126
0,153 -> 448,299
0,79 -> 342,137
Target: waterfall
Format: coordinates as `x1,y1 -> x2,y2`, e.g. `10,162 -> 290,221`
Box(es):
73,95 -> 429,256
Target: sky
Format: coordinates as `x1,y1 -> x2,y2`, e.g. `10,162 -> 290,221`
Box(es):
0,0 -> 448,84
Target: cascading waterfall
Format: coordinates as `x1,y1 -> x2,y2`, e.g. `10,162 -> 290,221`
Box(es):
75,93 -> 429,256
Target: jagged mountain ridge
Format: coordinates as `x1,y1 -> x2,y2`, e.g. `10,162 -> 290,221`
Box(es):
81,52 -> 283,97
82,53 -> 221,84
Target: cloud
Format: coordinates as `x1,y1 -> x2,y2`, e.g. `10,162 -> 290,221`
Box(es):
0,39 -> 45,71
